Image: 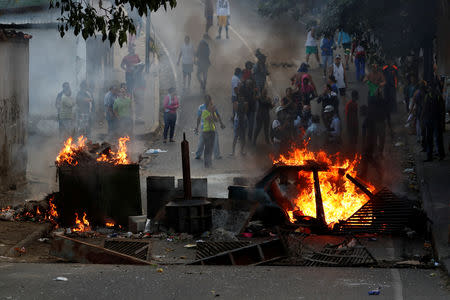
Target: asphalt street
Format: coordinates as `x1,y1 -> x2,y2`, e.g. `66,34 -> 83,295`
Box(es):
0,263 -> 449,300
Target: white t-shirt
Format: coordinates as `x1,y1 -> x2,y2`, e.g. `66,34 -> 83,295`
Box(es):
305,30 -> 317,47
333,63 -> 346,88
180,44 -> 194,65
216,0 -> 230,16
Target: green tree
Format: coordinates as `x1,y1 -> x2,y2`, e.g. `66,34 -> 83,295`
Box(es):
50,0 -> 177,46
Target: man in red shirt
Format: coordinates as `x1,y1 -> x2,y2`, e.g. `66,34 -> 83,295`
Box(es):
121,44 -> 141,94
345,90 -> 359,154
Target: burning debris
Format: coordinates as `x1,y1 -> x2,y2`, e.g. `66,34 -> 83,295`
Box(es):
271,144 -> 375,228
56,136 -> 131,167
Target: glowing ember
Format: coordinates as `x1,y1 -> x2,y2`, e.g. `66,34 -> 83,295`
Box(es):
97,136 -> 130,165
274,144 -> 375,227
72,212 -> 91,232
105,222 -> 115,228
56,136 -> 87,166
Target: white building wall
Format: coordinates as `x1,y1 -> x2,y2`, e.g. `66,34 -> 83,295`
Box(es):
0,37 -> 29,190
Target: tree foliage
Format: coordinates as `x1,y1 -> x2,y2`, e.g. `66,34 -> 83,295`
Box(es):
49,0 -> 177,46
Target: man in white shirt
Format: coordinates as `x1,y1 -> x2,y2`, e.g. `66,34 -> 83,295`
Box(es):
216,0 -> 230,39
328,54 -> 347,99
177,35 -> 195,89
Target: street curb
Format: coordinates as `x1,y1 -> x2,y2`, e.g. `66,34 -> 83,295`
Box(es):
6,223 -> 52,257
415,151 -> 450,276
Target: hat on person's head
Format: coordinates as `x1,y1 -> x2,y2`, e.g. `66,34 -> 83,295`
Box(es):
335,54 -> 342,59
324,105 -> 334,113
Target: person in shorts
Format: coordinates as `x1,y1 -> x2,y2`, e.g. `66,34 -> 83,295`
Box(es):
305,26 -> 320,66
337,30 -> 352,70
177,36 -> 195,90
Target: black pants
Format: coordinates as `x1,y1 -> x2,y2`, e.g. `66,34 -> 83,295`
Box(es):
197,67 -> 208,90
253,113 -> 270,144
425,120 -> 445,160
203,131 -> 216,168
163,112 -> 177,140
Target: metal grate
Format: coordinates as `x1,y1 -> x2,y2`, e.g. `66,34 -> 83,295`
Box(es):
104,240 -> 151,261
302,245 -> 376,267
334,188 -> 414,234
196,241 -> 251,259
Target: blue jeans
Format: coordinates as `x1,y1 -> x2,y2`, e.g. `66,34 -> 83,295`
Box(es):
163,112 -> 177,140
196,131 -> 221,158
355,57 -> 365,81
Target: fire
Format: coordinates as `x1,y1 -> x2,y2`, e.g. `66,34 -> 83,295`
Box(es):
105,222 -> 115,228
97,136 -> 130,165
56,136 -> 87,166
72,212 -> 91,232
274,145 -> 375,227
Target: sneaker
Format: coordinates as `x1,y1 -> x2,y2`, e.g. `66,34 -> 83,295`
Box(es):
163,139 -> 167,144
195,156 -> 201,160
169,139 -> 176,143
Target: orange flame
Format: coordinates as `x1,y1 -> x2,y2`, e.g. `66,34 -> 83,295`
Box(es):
274,144 -> 375,227
105,222 -> 115,228
72,212 -> 91,232
97,136 -> 130,165
56,136 -> 87,166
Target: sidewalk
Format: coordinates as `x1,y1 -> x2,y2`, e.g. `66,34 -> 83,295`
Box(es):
413,123 -> 450,273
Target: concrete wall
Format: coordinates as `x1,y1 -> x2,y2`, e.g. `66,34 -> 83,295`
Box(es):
26,29 -> 86,117
0,38 -> 29,191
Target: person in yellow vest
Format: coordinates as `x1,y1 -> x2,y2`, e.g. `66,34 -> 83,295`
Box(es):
201,98 -> 218,168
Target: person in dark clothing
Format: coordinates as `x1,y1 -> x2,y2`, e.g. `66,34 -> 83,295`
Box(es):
359,105 -> 383,182
76,80 -> 94,136
383,60 -> 398,138
300,75 -> 316,106
317,84 -> 339,124
239,80 -> 257,141
253,88 -> 274,145
423,84 -> 445,161
253,49 -> 269,93
196,34 -> 211,91
231,93 -> 248,156
345,90 -> 359,153
403,74 -> 417,113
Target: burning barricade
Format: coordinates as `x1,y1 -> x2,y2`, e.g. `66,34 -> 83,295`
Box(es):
55,136 -> 142,229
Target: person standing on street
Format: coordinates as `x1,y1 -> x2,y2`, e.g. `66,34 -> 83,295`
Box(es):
320,33 -> 336,78
305,26 -> 320,66
59,86 -> 75,138
231,91 -> 248,156
329,54 -> 347,100
231,67 -> 241,117
216,0 -> 230,39
76,80 -> 94,137
324,105 -> 341,153
104,84 -> 119,136
204,0 -> 214,38
113,86 -> 133,137
163,88 -> 179,143
195,95 -> 225,160
121,44 -> 141,94
352,40 -> 366,82
253,88 -> 274,145
196,34 -> 211,91
202,100 -> 218,168
423,83 -> 445,162
56,82 -> 71,136
383,59 -> 399,138
337,30 -> 352,70
345,90 -> 359,153
177,36 -> 195,90
253,49 -> 269,94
